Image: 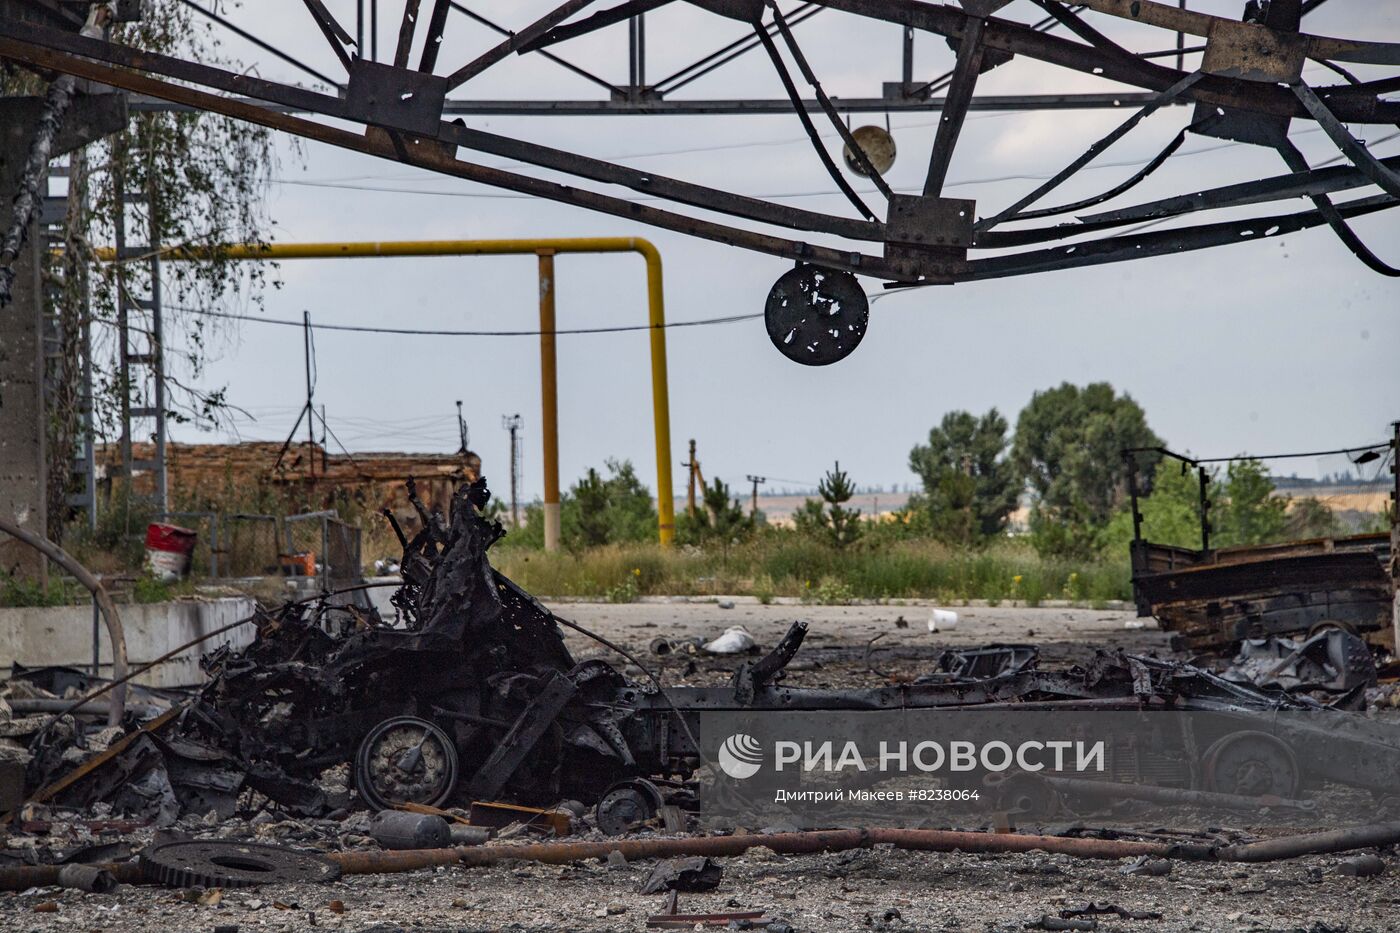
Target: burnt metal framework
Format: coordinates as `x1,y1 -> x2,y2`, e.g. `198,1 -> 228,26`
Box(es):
1120,428 -> 1399,652
1,0 -> 1398,290
89,473 -> 1400,825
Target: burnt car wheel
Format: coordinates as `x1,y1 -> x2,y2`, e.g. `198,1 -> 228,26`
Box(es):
354,716 -> 459,811
596,780 -> 663,836
1201,731 -> 1300,799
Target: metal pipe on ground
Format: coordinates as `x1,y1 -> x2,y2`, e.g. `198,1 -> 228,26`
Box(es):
5,822 -> 1399,892
1214,821 -> 1400,862
0,516 -> 127,725
326,828 -> 1185,875
1042,775 -> 1317,812
0,861 -> 143,891
6,699 -> 165,718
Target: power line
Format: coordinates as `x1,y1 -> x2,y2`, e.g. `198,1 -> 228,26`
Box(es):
268,127 -> 1348,203
168,304 -> 762,336
1126,442 -> 1392,465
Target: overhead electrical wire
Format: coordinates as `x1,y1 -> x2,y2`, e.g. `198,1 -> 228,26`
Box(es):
269,127 -> 1351,204
169,304 -> 762,336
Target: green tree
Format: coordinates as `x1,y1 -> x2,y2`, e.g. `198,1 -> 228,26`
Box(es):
4,1 -> 281,542
1012,383 -> 1162,556
908,409 -> 1019,545
1215,458 -> 1287,547
794,462 -> 862,549
568,468 -> 613,548
560,459 -> 657,549
1101,456 -> 1294,554
1100,457 -> 1207,553
1285,497 -> 1339,540
679,478 -> 750,544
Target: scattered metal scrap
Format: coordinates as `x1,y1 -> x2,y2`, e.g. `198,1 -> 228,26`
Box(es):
138,839 -> 341,889
11,471 -> 1398,831
1224,629 -> 1377,694
639,855 -> 724,894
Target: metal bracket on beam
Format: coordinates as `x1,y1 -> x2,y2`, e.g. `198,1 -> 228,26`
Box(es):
882,193 -> 974,281
344,59 -> 447,136
1192,20 -> 1306,147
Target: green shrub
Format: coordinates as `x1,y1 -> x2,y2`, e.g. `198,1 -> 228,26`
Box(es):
491,534 -> 1131,604
0,574 -> 70,607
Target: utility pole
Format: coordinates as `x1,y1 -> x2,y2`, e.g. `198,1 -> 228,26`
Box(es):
456,400 -> 469,455
745,474 -> 766,518
303,310 -> 314,480
502,413 -> 522,528
1390,420 -> 1399,654
272,310 -> 318,481
683,439 -> 698,518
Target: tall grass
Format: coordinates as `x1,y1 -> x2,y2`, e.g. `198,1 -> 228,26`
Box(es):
491,536 -> 1130,605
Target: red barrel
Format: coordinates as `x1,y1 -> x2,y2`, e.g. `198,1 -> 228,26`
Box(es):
144,522 -> 197,581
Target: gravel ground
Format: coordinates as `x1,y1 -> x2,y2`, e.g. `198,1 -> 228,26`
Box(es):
548,601 -> 1170,686
7,604 -> 1395,933
5,845 -> 1398,932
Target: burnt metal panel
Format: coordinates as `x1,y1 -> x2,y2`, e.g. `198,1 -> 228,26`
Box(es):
344,59 -> 448,136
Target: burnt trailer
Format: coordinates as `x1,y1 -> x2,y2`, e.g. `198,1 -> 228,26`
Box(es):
1124,425 -> 1399,655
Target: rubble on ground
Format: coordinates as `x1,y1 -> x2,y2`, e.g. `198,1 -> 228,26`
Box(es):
1,476 -> 1398,930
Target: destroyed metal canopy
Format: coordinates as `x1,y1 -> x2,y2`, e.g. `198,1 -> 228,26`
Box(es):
2,0 -> 1398,359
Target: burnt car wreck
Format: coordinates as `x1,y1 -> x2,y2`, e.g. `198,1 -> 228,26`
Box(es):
14,473 -> 1400,835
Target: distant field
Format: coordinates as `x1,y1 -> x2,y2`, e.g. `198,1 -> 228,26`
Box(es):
679,480 -> 1389,529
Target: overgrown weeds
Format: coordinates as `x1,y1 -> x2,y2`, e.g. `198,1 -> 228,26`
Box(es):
491,535 -> 1130,604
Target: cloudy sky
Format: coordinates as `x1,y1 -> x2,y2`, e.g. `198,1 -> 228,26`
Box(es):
157,1 -> 1400,500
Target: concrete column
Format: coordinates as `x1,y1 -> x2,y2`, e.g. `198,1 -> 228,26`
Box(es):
0,93 -> 125,583
0,114 -> 48,584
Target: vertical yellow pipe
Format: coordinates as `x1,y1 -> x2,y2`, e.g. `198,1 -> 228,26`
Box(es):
537,250 -> 561,553
633,239 -> 675,546
103,238 -> 675,545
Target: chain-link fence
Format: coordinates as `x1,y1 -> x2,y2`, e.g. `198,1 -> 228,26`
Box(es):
284,510 -> 363,585
144,509 -> 364,582
222,514 -> 280,578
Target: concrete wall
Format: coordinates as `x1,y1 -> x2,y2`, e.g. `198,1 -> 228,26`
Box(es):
0,597 -> 256,688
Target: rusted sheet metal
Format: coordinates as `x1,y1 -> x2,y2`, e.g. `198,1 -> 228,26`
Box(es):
1130,539 -> 1393,651
467,801 -> 571,836
22,708 -> 179,808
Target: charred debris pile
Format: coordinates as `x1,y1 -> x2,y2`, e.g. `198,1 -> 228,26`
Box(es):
3,477 -> 1400,891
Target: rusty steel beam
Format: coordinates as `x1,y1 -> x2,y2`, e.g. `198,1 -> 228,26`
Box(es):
753,24 -> 876,220
1071,0 -> 1400,66
0,19 -> 881,242
394,0 -> 421,68
5,25 -> 1393,287
921,15 -> 984,197
768,1 -> 894,199
2,9 -> 1396,288
445,0 -> 598,89
300,0 -> 354,70
805,0 -> 1400,123
0,29 -> 902,278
